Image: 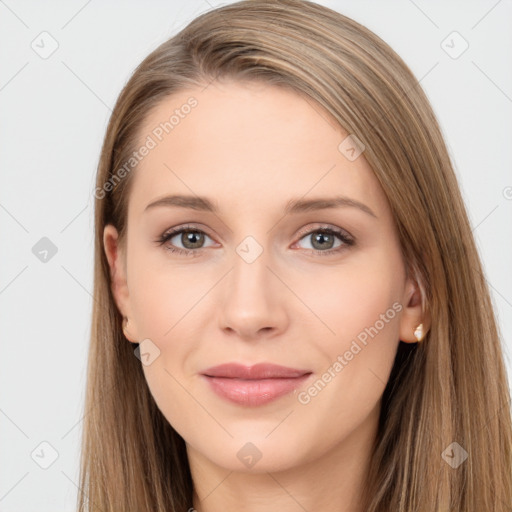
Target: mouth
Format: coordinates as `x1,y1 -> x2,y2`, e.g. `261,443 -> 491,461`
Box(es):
201,362 -> 313,406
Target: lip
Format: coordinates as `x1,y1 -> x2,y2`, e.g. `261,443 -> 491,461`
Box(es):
201,363 -> 313,406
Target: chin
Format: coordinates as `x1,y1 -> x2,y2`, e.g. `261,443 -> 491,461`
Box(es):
188,433 -> 312,474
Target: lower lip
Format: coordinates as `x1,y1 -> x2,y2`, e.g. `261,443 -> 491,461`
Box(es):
202,374 -> 312,406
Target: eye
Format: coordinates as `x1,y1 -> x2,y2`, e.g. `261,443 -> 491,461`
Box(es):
156,223 -> 355,257
156,225 -> 217,256
293,225 -> 355,256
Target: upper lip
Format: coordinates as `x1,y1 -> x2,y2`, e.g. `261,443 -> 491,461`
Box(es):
202,363 -> 312,379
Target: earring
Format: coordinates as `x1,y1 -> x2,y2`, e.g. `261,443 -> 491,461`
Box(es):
122,316 -> 129,336
413,323 -> 424,342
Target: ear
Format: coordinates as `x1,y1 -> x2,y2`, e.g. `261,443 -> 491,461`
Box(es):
103,224 -> 138,343
398,274 -> 431,344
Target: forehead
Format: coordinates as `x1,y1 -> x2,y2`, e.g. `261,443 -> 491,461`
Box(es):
128,80 -> 387,218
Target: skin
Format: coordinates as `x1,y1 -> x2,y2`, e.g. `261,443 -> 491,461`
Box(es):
104,79 -> 429,512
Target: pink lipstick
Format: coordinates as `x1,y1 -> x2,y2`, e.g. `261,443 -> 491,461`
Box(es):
201,362 -> 312,406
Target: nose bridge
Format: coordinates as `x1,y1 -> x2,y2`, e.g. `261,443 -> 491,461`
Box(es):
232,238 -> 269,292
229,234 -> 274,305
218,234 -> 287,337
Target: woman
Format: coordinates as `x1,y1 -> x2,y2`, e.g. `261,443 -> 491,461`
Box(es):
80,1 -> 512,510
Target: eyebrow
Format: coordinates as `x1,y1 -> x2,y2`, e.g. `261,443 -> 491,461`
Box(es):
144,194 -> 377,218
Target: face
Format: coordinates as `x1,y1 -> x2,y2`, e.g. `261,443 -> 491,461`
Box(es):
104,79 -> 423,475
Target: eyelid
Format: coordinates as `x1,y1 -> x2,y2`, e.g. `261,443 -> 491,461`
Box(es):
158,224 -> 219,246
159,222 -> 352,241
294,223 -> 353,242
157,222 -> 355,256
159,223 -> 215,239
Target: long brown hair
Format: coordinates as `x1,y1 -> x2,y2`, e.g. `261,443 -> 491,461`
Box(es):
80,1 -> 512,510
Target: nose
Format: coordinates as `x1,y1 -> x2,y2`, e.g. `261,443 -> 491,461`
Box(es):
218,244 -> 289,341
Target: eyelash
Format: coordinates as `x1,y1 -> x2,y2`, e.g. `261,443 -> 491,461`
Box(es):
155,224 -> 355,257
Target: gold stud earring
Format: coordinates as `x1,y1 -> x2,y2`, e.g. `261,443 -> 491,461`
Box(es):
413,323 -> 424,342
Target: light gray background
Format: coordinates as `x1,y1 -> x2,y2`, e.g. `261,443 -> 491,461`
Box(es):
1,0 -> 511,510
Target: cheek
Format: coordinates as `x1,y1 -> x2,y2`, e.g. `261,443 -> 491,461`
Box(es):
129,260 -> 209,432
128,246 -> 210,341
295,250 -> 403,419
126,250 -> 213,410
301,248 -> 403,342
